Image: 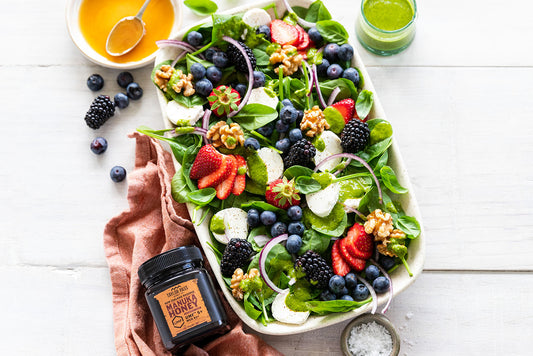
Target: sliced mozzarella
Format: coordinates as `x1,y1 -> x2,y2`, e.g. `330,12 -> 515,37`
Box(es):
211,208 -> 249,244
272,289 -> 310,325
247,87 -> 280,109
256,147 -> 284,184
242,8 -> 272,28
343,198 -> 362,212
306,178 -> 340,217
166,101 -> 204,126
313,130 -> 343,172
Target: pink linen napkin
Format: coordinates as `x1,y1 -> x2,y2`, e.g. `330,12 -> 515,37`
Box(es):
103,132 -> 282,356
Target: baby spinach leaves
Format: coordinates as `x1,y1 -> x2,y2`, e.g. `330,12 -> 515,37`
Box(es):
380,166 -> 408,194
184,0 -> 218,16
300,229 -> 332,254
232,104 -> 278,130
355,90 -> 374,120
397,216 -> 421,239
320,78 -> 358,101
187,188 -> 217,206
316,20 -> 349,45
171,168 -> 191,203
284,165 -> 315,180
295,176 -> 322,194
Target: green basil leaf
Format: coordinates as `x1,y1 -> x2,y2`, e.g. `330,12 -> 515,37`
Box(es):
320,78 -> 358,101
295,176 -> 322,194
187,188 -> 216,206
284,165 -> 314,180
304,299 -> 371,315
300,229 -> 332,255
232,104 -> 278,130
316,20 -> 349,45
171,169 -> 191,203
184,0 -> 218,16
397,216 -> 421,239
380,166 -> 408,194
355,90 -> 374,120
304,0 -> 332,22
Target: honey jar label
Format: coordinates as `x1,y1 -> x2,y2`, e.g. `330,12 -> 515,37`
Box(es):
154,279 -> 211,337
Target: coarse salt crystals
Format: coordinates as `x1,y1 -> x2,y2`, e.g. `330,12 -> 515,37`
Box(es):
347,321 -> 393,356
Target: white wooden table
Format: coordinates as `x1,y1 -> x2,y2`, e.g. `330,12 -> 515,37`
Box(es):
1,0 -> 532,354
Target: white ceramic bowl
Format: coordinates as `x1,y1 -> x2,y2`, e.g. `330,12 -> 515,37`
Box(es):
154,0 -> 425,336
65,0 -> 182,69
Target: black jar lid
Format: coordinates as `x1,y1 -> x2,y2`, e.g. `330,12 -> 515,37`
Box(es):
138,246 -> 203,286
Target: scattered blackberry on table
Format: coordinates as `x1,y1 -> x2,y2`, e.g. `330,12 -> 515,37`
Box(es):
340,119 -> 370,153
85,95 -> 115,129
126,82 -> 143,100
110,166 -> 127,182
87,74 -> 104,91
116,72 -> 134,88
256,25 -> 271,41
220,238 -> 254,277
327,63 -> 343,79
90,137 -> 108,155
227,41 -> 257,73
295,250 -> 334,289
114,92 -> 129,109
342,68 -> 360,87
286,234 -> 302,254
283,138 -> 316,168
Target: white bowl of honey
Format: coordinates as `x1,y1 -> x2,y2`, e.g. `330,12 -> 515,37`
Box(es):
66,0 -> 182,69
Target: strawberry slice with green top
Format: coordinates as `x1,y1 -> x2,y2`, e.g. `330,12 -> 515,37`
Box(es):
332,239 -> 351,276
270,19 -> 299,46
265,177 -> 301,209
331,98 -> 356,124
208,85 -> 241,117
197,155 -> 232,189
339,237 -> 366,271
189,144 -> 223,180
215,155 -> 238,200
232,155 -> 247,196
346,223 -> 374,260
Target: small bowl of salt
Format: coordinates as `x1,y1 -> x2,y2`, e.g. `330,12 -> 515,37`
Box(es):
340,313 -> 400,356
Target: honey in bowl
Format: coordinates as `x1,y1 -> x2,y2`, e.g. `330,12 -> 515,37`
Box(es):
79,0 -> 174,64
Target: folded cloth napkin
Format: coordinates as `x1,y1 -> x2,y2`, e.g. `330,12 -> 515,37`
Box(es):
104,132 -> 283,356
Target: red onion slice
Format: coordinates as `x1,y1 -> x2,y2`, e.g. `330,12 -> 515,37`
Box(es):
314,153 -> 383,203
156,40 -> 197,52
327,87 -> 341,106
282,0 -> 316,28
201,109 -> 211,144
370,258 -> 393,314
171,51 -> 188,68
357,275 -> 377,314
312,64 -> 327,109
341,202 -> 366,220
222,36 -> 254,118
258,234 -> 288,294
303,62 -> 314,95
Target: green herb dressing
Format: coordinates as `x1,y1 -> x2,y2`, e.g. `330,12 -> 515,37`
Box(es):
363,0 -> 414,31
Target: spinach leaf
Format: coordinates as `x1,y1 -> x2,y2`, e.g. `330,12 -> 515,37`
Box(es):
304,299 -> 371,315
184,0 -> 218,16
397,216 -> 421,239
232,104 -> 278,130
137,126 -> 198,163
304,204 -> 348,237
359,186 -> 397,217
380,166 -> 408,194
295,176 -> 322,194
373,150 -> 389,173
187,188 -> 216,206
253,47 -> 270,66
284,165 -> 314,180
323,106 -> 345,134
320,78 -> 358,101
300,229 -> 332,254
186,53 -> 212,73
301,0 -> 332,22
243,293 -> 262,320
248,226 -> 269,252
355,90 -> 374,120
211,14 -> 245,42
241,201 -> 285,215
181,138 -> 203,191
316,20 -> 349,45
171,168 -> 191,203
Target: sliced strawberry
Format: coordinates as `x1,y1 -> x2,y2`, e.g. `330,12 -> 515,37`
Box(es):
197,155 -> 232,189
332,239 -> 351,276
270,19 -> 299,46
298,50 -> 308,60
346,223 -> 374,259
189,144 -> 223,180
232,155 -> 246,196
215,155 -> 237,200
339,237 -> 366,271
331,98 -> 356,124
295,26 -> 310,51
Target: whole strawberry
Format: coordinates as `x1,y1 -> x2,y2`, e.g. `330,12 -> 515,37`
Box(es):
189,144 -> 223,180
208,85 -> 241,117
265,177 -> 301,209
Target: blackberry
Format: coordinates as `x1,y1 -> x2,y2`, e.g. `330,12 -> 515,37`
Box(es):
220,238 -> 254,277
84,95 -> 115,129
283,139 -> 316,168
294,250 -> 333,289
340,119 -> 370,153
227,41 -> 256,73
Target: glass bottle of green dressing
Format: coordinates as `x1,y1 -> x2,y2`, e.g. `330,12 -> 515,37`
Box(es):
356,0 -> 417,56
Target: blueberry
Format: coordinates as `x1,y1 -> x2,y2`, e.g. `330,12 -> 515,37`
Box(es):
275,119 -> 289,133
256,25 -> 271,41
282,99 -> 293,107
247,209 -> 260,228
344,272 -> 357,289
287,205 -> 303,220
90,137 -> 108,155
256,124 -> 273,137
126,82 -> 143,100
352,284 -> 370,301
114,93 -> 129,109
253,71 -> 266,88
87,74 -> 104,91
190,63 -> 206,79
378,255 -> 397,271
327,64 -> 343,79
340,295 -> 354,301
286,234 -> 302,254
373,276 -> 390,293
320,290 -> 336,301
329,275 -> 346,295
317,58 -> 330,77
212,51 -> 228,68
365,264 -> 380,282
308,27 -> 323,47
280,105 -> 298,124
275,138 -> 291,153
338,43 -> 354,62
288,221 -> 305,236
195,78 -> 213,97
116,72 -> 134,88
270,221 -> 288,237
186,31 -> 203,47
342,68 -> 360,87
297,109 -> 304,122
244,137 -> 260,150
206,66 -> 222,84
205,48 -> 218,62
235,83 -> 247,98
260,210 -> 277,226
110,166 -> 127,182
337,286 -> 349,297
289,128 -> 303,143
324,43 -> 340,62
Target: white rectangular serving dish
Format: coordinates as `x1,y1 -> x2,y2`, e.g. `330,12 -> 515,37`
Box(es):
154,0 -> 425,336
